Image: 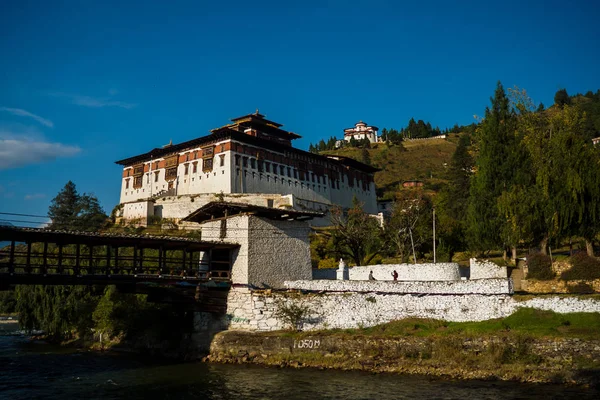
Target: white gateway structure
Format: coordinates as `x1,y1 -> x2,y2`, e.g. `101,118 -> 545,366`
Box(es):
115,111 -> 378,225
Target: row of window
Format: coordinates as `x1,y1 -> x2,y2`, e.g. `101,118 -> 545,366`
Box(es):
125,156 -> 226,189
234,155 -> 329,185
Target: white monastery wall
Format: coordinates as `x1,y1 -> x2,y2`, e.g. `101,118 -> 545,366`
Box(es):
247,217 -> 312,288
222,287 -> 600,332
200,215 -> 312,288
284,278 -> 513,295
470,258 -> 508,279
119,137 -> 378,220
314,263 -> 461,281
122,201 -> 154,222
350,263 -> 461,281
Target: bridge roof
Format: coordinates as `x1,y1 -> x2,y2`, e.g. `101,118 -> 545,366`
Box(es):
182,201 -> 324,224
0,226 -> 238,251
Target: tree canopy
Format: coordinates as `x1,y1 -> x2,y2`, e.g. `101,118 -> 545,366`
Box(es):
48,181 -> 107,231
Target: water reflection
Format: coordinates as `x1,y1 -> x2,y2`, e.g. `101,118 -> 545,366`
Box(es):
0,336 -> 598,400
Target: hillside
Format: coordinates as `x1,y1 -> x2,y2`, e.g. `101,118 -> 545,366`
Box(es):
322,135 -> 461,199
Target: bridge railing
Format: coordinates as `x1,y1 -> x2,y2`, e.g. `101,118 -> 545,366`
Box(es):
0,244 -> 232,282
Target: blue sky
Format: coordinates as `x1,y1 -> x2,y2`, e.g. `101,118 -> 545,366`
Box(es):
0,0 -> 598,225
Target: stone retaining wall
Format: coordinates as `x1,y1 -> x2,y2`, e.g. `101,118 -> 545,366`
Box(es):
219,287 -> 600,332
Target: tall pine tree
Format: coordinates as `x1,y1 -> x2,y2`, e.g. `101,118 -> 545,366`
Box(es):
467,82 -> 518,253
47,181 -> 107,231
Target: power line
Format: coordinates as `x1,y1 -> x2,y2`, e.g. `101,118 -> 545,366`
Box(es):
0,219 -> 50,225
0,212 -> 48,219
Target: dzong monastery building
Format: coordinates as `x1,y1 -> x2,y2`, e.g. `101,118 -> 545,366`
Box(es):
115,111 -> 378,226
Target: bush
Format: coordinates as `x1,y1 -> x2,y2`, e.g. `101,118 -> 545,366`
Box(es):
561,253 -> 600,281
567,282 -> 595,294
318,258 -> 338,269
274,299 -> 313,331
526,253 -> 554,280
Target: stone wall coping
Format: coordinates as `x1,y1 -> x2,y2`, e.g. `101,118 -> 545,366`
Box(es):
284,278 -> 513,295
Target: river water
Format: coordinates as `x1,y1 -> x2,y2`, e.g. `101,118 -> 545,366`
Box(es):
1,328 -> 599,400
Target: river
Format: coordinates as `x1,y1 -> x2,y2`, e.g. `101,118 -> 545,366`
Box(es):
1,327 -> 599,399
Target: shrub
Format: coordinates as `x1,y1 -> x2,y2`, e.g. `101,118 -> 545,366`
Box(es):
317,258 -> 338,269
567,282 -> 595,294
526,253 -> 554,280
561,253 -> 600,281
274,299 -> 313,331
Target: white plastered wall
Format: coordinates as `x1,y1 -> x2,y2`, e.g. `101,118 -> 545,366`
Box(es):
199,214 -> 312,288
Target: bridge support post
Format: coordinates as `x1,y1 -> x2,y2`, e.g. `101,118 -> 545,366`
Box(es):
139,248 -> 144,273
114,246 -> 119,275
8,241 -> 15,275
75,244 -> 80,276
133,245 -> 138,274
57,244 -> 63,274
42,241 -> 48,275
25,242 -> 31,274
106,245 -> 111,276
189,251 -> 195,276
158,246 -> 164,275
88,245 -> 94,275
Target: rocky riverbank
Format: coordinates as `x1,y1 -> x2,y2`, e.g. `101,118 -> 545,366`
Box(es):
207,330 -> 600,387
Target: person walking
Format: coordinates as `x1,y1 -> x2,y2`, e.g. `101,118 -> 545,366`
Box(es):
391,270 -> 398,281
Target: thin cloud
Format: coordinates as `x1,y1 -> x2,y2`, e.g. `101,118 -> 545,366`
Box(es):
24,193 -> 46,200
0,107 -> 54,128
0,128 -> 81,170
50,92 -> 137,109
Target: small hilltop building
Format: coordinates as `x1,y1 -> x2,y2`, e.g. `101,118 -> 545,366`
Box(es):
115,111 -> 378,226
343,121 -> 379,144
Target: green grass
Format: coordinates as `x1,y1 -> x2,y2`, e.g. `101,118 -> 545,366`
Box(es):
289,308 -> 600,340
322,138 -> 459,199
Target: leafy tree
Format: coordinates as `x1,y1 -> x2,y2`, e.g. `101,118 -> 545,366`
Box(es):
47,181 -> 80,230
48,181 -> 107,231
15,285 -> 98,340
523,104 -> 600,255
360,147 -> 371,165
0,291 -> 16,314
554,88 -> 570,107
327,198 -> 383,266
467,82 -> 518,253
386,191 -> 433,262
435,134 -> 473,260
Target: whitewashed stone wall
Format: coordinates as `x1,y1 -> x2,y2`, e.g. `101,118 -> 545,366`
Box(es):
122,201 -> 154,223
201,214 -> 312,288
313,263 -> 461,281
222,287 -> 600,332
284,278 -> 513,295
470,258 -> 508,279
516,297 -> 600,314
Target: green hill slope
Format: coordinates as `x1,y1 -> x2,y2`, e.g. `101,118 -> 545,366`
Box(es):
322,135 -> 460,199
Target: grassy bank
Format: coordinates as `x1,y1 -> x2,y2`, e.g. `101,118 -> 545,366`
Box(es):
208,309 -> 600,386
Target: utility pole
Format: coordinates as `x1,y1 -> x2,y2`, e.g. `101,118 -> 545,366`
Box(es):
409,228 -> 417,265
433,207 -> 436,264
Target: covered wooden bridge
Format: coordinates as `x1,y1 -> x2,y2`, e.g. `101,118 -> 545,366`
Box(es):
0,226 -> 238,310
